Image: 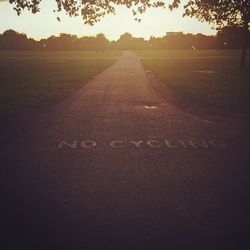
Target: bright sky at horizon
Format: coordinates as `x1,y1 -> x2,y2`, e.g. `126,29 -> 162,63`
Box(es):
0,0 -> 216,40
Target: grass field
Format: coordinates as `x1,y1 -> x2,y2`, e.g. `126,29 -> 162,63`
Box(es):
136,50 -> 250,112
0,50 -> 120,115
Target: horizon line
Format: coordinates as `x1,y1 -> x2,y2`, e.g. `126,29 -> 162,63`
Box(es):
1,29 -> 218,42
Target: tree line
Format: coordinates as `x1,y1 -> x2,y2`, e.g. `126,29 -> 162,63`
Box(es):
0,27 -> 249,51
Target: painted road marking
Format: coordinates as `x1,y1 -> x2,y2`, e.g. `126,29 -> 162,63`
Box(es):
58,140 -> 227,149
144,105 -> 158,109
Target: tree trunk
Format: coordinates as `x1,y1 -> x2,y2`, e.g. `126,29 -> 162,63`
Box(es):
240,22 -> 249,69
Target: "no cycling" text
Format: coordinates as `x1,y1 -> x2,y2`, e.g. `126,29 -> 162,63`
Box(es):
58,139 -> 227,150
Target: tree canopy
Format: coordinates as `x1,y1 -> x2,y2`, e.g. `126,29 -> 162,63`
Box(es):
9,0 -> 165,25
8,1 -> 250,27
170,0 -> 250,27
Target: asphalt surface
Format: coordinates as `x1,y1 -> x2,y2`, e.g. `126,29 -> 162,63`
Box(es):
1,52 -> 250,250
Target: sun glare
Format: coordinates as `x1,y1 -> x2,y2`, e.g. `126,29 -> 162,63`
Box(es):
0,0 -> 215,40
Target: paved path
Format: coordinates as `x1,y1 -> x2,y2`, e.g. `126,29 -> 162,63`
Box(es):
1,52 -> 250,250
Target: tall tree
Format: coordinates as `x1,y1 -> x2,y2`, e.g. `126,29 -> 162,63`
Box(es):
170,0 -> 250,68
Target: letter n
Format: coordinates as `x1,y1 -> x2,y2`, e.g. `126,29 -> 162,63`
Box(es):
58,141 -> 78,149
188,140 -> 209,149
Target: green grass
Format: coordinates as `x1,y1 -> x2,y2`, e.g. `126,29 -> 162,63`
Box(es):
0,50 -> 120,115
136,50 -> 250,112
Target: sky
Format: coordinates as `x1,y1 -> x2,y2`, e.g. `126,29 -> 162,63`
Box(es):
0,0 -> 216,40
